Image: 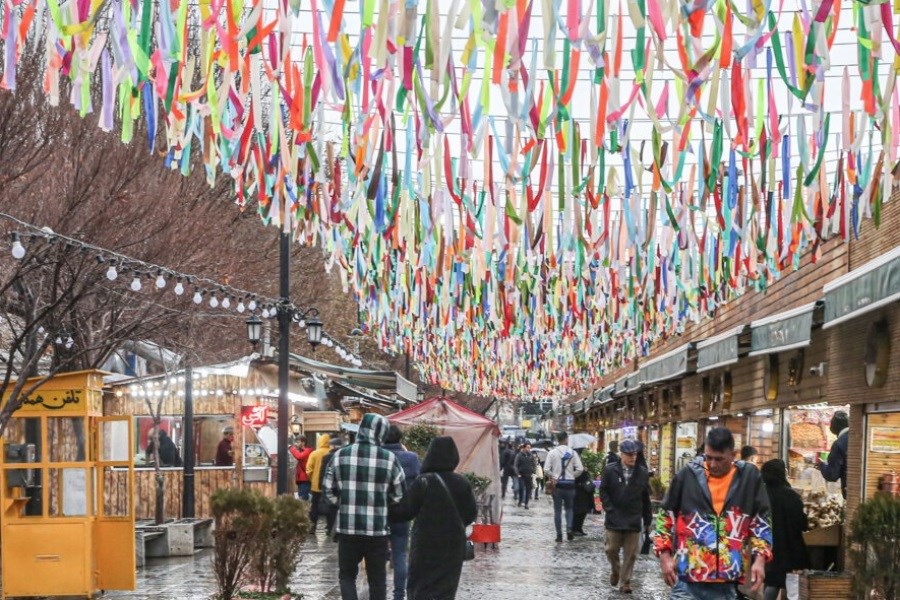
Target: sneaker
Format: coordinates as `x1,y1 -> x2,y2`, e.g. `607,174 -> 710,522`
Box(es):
555,534 -> 563,543
620,584 -> 632,594
566,530 -> 574,541
574,531 -> 586,536
610,573 -> 619,587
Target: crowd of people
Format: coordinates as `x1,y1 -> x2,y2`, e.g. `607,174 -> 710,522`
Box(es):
282,410 -> 849,600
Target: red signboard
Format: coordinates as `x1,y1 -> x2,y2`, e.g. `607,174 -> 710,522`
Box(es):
240,405 -> 269,427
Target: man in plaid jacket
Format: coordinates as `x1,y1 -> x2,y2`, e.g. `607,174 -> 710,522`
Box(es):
324,413 -> 405,600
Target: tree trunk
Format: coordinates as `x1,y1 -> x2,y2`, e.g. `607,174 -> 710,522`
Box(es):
155,471 -> 165,525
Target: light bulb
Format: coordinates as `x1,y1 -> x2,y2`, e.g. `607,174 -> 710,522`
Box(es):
155,273 -> 166,289
222,297 -> 231,309
106,264 -> 118,281
209,295 -> 219,308
174,280 -> 185,295
54,336 -> 63,345
248,299 -> 257,311
261,307 -> 270,318
130,274 -> 142,291
10,234 -> 25,259
236,301 -> 246,314
65,336 -> 74,350
193,290 -> 203,304
298,320 -> 306,328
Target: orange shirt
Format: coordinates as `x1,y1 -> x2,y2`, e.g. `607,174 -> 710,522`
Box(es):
706,464 -> 736,515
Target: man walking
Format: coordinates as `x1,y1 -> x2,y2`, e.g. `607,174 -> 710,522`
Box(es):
655,427 -> 772,600
598,440 -> 652,594
305,434 -> 332,533
324,414 -> 405,600
514,442 -> 536,508
544,432 -> 584,542
499,442 -> 517,499
383,425 -> 421,600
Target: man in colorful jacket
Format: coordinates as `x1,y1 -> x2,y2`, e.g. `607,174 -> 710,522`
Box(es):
324,414 -> 405,600
655,427 -> 773,600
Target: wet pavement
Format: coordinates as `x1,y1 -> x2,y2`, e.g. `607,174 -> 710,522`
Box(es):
99,492 -> 671,599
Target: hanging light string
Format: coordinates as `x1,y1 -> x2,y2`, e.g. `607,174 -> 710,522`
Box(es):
1,211 -> 365,367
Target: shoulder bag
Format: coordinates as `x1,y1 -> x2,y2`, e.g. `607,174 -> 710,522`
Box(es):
432,473 -> 475,561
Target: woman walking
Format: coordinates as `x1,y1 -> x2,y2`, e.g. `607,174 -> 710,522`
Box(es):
391,437 -> 477,600
761,459 -> 811,600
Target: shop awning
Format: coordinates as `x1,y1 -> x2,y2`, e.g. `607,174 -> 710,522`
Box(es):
823,246 -> 900,329
696,325 -> 747,373
573,399 -> 586,415
639,343 -> 694,384
288,353 -> 397,389
749,303 -> 818,356
592,385 -> 614,406
613,376 -> 628,396
625,372 -> 643,392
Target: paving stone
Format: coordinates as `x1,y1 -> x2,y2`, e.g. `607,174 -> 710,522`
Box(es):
94,493 -> 671,600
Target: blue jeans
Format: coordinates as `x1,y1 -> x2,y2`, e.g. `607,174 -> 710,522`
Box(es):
389,524 -> 410,600
669,581 -> 738,600
297,481 -> 311,501
552,487 -> 575,535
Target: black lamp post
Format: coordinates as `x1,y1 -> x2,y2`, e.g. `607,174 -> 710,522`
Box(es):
247,298 -> 321,494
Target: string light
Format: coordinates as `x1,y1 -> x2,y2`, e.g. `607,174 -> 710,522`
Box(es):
236,300 -> 246,313
222,296 -> 231,309
10,233 -> 25,259
193,290 -> 203,304
106,262 -> 118,281
155,271 -> 167,289
130,272 -> 142,292
248,298 -> 258,311
209,293 -> 219,308
174,278 -> 185,295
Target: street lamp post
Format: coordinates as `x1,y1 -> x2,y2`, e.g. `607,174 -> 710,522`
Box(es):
246,259 -> 322,495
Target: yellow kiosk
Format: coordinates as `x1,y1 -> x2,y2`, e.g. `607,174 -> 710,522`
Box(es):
0,370 -> 135,598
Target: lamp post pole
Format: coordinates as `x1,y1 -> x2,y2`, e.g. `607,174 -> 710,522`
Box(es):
276,231 -> 291,496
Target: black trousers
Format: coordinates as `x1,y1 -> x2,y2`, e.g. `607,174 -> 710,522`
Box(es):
572,511 -> 587,533
338,534 -> 389,600
517,476 -> 533,506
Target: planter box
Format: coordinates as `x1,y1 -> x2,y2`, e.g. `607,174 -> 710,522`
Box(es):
799,571 -> 852,600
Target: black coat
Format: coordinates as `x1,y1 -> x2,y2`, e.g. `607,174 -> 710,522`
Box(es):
573,470 -> 595,515
819,430 -> 848,498
391,437 -> 477,600
514,451 -> 535,476
764,484 -> 811,588
500,448 -> 517,476
598,462 -> 651,532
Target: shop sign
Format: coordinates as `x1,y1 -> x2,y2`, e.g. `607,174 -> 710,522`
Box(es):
240,405 -> 269,427
870,426 -> 900,453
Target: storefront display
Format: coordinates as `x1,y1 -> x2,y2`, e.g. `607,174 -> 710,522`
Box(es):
675,422 -> 698,471
784,405 -> 849,483
864,409 -> 900,499
747,409 -> 779,465
659,423 -> 674,483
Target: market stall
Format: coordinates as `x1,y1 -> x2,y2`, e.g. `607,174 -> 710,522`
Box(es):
389,398 -> 502,542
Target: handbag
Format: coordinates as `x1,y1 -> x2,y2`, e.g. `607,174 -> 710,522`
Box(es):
640,530 -> 653,555
432,473 -> 475,561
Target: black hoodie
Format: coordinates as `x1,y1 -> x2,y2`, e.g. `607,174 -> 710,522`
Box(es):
391,436 -> 477,600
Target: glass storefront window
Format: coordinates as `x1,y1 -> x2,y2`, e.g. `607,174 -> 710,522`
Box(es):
784,404 -> 849,482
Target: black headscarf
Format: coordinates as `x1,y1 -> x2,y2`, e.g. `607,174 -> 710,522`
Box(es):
761,458 -> 789,488
421,436 -> 460,473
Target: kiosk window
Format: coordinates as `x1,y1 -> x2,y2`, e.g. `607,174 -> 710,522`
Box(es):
48,417 -> 87,463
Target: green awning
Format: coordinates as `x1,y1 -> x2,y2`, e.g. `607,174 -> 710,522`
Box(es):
591,385 -> 614,406
823,246 -> 900,328
750,303 -> 817,356
640,343 -> 694,384
697,326 -> 746,373
613,376 -> 628,396
625,372 -> 642,391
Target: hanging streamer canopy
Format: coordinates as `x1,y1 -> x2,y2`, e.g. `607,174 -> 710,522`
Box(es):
1,0 -> 897,398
